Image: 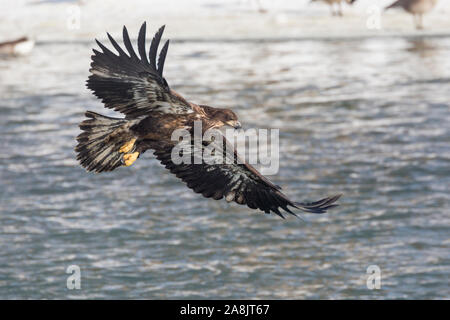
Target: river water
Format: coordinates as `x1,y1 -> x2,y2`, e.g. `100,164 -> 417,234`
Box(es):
0,35 -> 449,299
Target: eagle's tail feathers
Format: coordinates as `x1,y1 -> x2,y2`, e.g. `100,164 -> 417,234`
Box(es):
75,111 -> 135,173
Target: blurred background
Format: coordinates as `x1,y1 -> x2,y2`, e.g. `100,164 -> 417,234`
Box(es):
0,0 -> 449,299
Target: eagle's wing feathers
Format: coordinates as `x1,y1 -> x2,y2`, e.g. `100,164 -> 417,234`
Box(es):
150,135 -> 340,218
87,22 -> 191,118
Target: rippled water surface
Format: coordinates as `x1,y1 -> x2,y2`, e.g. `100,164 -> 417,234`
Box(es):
0,36 -> 449,299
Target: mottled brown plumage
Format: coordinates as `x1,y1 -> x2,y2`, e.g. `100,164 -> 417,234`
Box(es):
75,23 -> 340,218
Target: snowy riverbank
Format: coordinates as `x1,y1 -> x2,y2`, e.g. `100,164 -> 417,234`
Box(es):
1,0 -> 450,43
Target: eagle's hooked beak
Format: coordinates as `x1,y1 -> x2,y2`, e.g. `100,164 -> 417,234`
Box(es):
227,120 -> 242,130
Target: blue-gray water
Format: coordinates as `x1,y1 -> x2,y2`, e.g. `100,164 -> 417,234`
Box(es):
0,36 -> 449,299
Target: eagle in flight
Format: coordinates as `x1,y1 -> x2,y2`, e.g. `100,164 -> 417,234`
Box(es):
75,23 -> 341,218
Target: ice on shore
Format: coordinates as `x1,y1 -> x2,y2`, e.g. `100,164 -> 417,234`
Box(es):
1,0 -> 449,42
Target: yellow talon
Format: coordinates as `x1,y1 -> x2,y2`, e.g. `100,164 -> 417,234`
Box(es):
123,152 -> 139,166
119,138 -> 136,153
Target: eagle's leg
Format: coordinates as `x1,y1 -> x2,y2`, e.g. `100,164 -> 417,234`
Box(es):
123,152 -> 139,166
119,138 -> 137,153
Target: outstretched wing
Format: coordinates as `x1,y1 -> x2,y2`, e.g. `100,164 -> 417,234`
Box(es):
148,133 -> 340,218
87,22 -> 193,118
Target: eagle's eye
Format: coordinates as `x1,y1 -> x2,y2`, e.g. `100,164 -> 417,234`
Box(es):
225,112 -> 237,121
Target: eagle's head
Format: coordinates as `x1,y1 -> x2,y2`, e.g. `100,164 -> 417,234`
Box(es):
202,106 -> 241,130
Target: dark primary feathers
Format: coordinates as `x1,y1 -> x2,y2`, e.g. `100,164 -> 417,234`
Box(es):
150,133 -> 341,218
87,22 -> 191,118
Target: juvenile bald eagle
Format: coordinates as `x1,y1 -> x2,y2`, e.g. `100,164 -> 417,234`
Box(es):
75,23 -> 341,218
